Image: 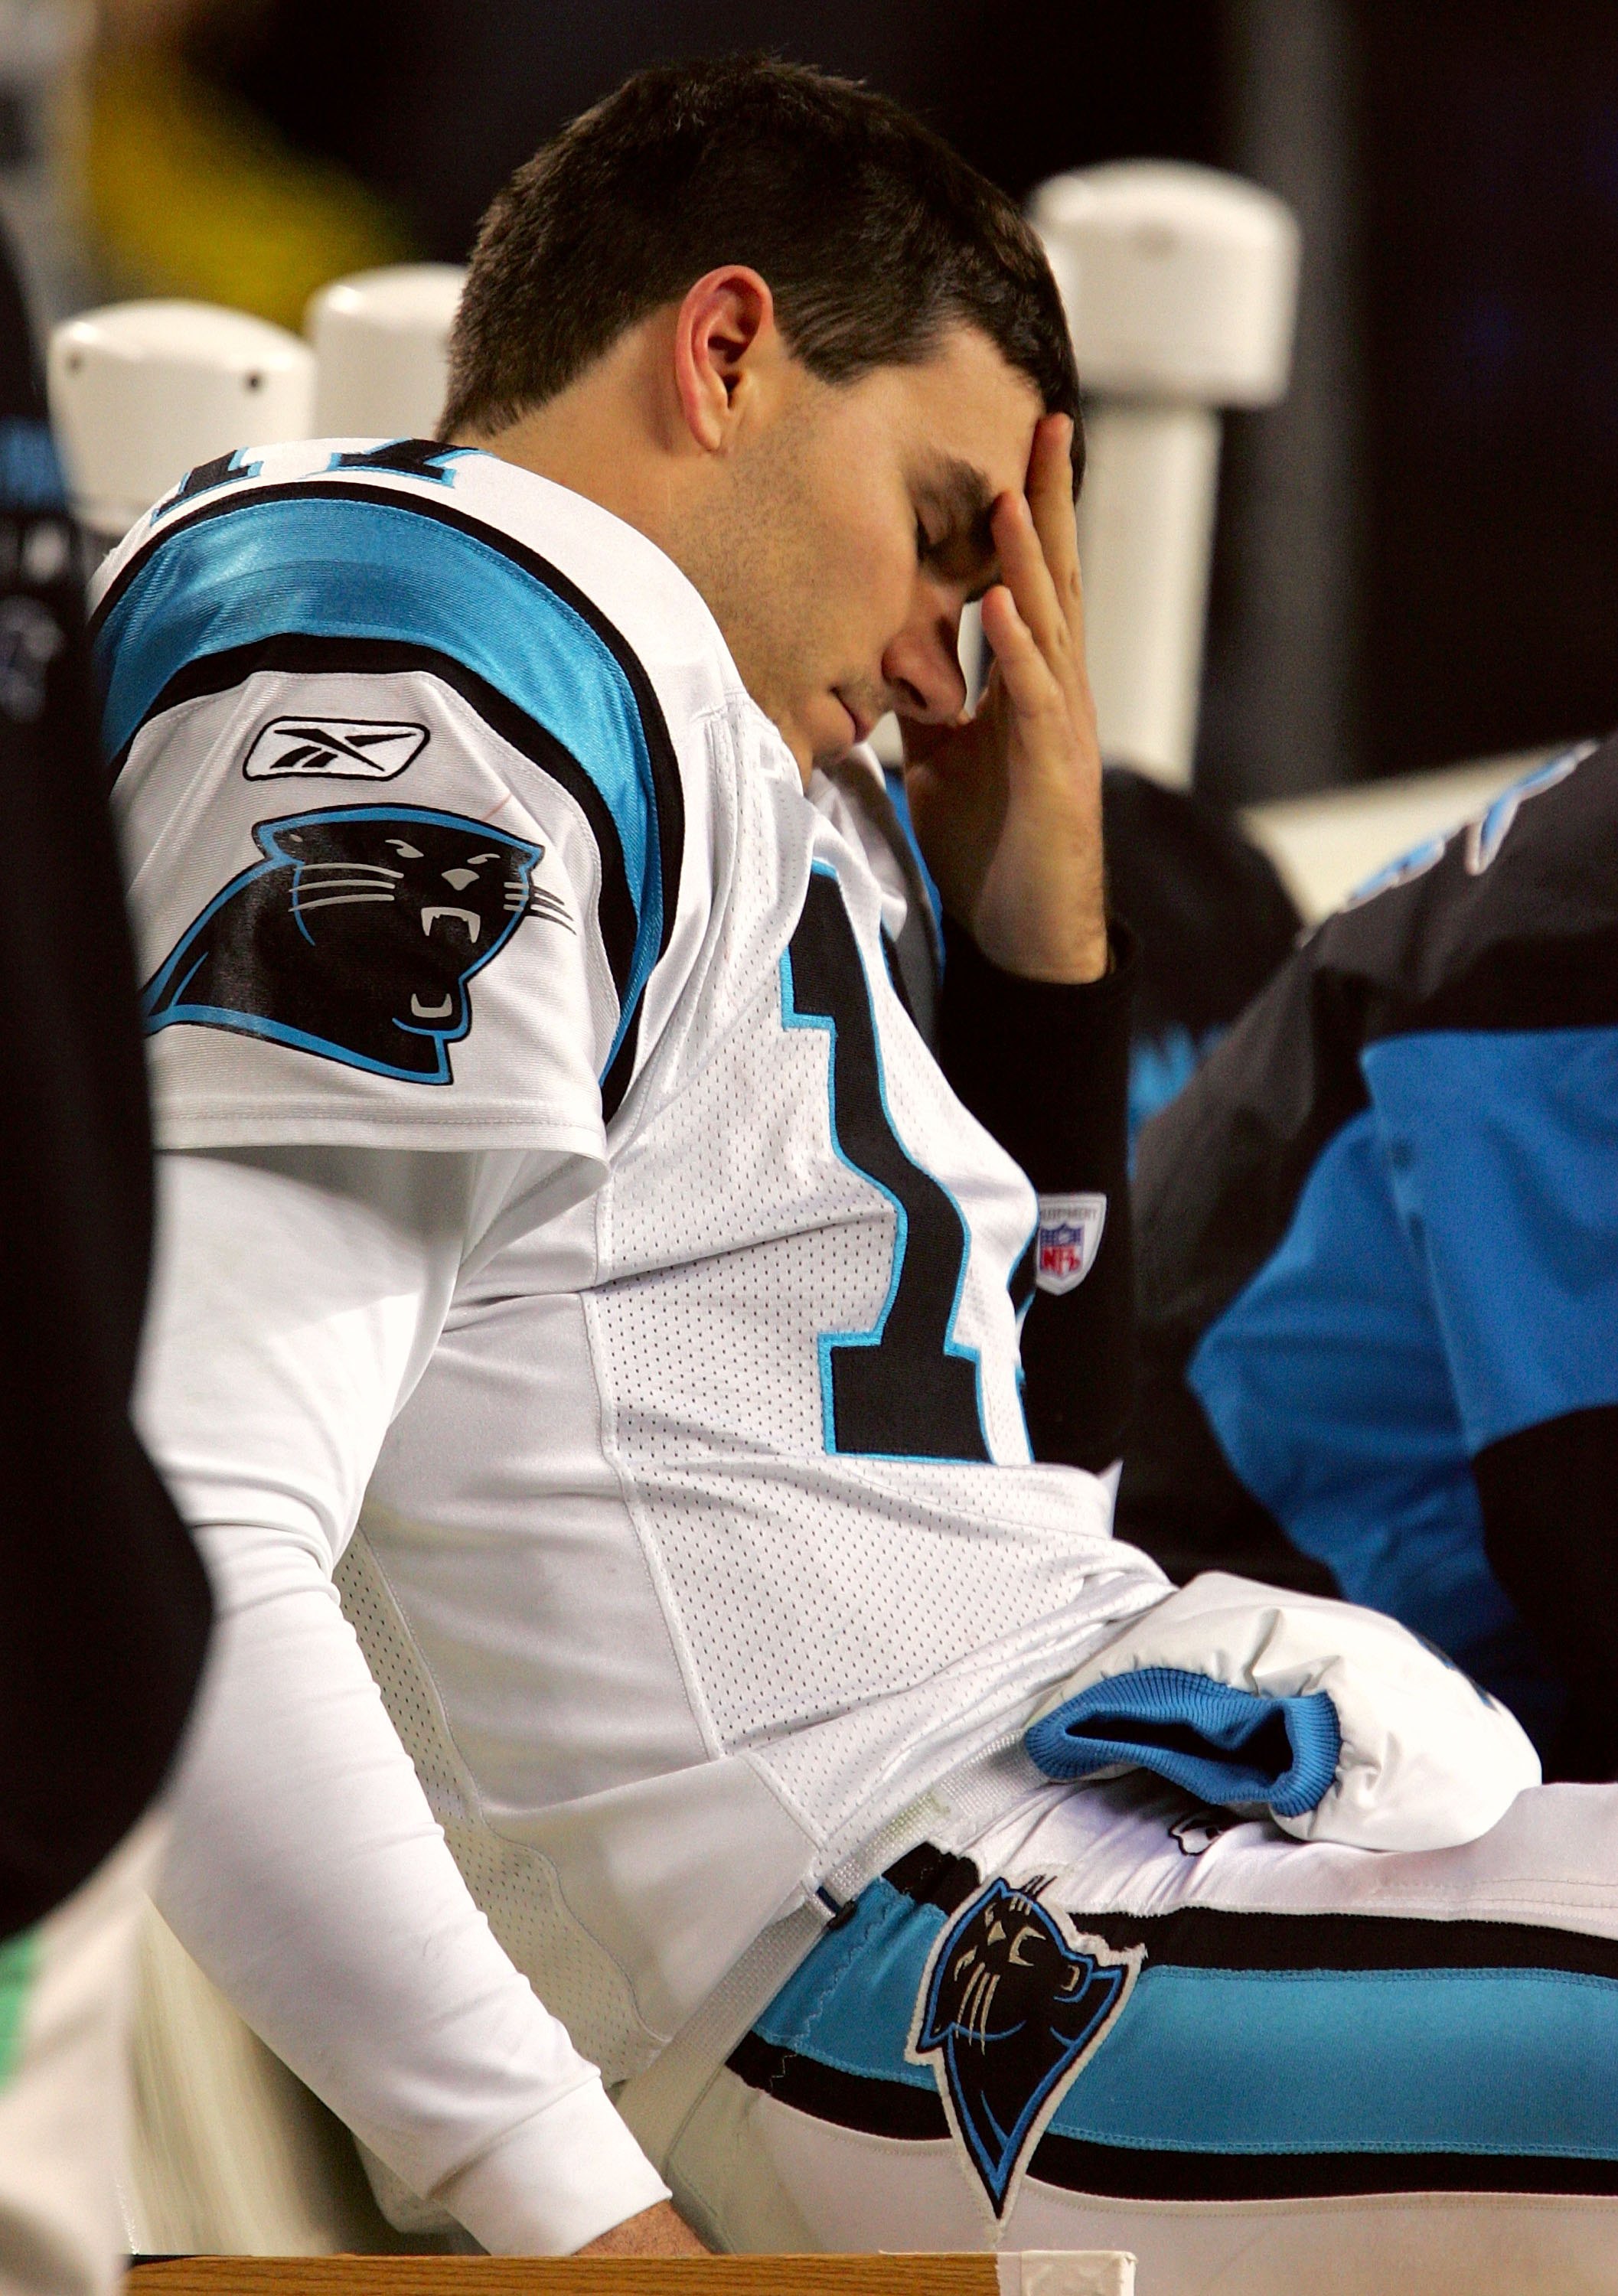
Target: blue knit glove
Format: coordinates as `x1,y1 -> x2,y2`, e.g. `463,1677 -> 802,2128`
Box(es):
1026,1664 -> 1341,1818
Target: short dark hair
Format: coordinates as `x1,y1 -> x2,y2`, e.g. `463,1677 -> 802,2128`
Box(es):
442,54 -> 1081,489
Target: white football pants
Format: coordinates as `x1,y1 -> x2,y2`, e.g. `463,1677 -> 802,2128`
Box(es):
665,1773 -> 1618,2296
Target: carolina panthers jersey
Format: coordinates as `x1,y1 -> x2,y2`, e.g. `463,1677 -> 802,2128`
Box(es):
99,441 -> 1161,2071
1119,733 -> 1618,1776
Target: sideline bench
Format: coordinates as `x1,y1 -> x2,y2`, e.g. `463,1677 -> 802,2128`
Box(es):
129,2256 -> 1137,2294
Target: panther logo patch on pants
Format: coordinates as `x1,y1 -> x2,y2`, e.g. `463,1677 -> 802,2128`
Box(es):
908,1877 -> 1142,2218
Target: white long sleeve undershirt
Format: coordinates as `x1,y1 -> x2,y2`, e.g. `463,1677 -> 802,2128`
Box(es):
140,1147 -> 669,2252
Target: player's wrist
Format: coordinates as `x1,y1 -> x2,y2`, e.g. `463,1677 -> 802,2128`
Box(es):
955,768 -> 1107,982
577,2200 -> 710,2255
968,916 -> 1110,983
960,882 -> 1110,983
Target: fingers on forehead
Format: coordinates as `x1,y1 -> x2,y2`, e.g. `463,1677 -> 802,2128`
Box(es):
1026,415 -> 1073,487
991,491 -> 1042,564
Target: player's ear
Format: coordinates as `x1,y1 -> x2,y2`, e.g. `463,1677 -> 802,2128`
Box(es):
671,267 -> 781,453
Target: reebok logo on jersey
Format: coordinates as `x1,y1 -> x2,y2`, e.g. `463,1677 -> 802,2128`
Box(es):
243,716 -> 429,781
1036,1192 -> 1107,1294
909,1877 -> 1141,2219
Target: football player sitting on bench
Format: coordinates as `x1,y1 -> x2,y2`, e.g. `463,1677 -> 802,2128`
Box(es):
118,57 -> 1618,2288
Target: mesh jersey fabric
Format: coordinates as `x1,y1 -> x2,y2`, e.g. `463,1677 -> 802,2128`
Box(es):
1118,734 -> 1618,1773
108,444 -> 1167,2058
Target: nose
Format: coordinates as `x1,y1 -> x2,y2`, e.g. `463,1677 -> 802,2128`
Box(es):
442,867 -> 479,891
882,592 -> 968,726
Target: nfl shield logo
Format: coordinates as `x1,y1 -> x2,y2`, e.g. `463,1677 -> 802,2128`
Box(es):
1036,1192 -> 1107,1295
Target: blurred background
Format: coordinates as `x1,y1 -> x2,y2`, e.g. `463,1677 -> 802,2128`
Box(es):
5,0 -> 1614,810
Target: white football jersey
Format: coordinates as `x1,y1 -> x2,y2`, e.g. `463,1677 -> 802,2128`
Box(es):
100,441 -> 1163,2072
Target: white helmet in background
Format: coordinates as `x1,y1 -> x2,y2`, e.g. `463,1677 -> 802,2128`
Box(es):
46,300 -> 315,548
305,263 -> 465,443
1029,161 -> 1300,787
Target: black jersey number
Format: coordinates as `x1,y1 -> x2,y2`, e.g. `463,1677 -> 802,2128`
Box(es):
781,866 -> 990,1461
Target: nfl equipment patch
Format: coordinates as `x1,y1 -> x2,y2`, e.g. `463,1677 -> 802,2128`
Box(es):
1036,1192 -> 1107,1295
243,716 -> 429,781
908,1877 -> 1141,2219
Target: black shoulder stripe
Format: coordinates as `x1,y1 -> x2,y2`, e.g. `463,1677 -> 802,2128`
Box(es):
1313,730 -> 1618,1041
599,1000 -> 642,1124
96,475 -> 685,997
118,631 -> 640,1009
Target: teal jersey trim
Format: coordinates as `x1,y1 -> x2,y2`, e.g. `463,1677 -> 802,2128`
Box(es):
95,490 -> 666,1062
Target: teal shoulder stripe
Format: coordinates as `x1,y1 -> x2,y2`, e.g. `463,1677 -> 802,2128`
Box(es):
96,489 -> 667,1064
96,494 -> 652,879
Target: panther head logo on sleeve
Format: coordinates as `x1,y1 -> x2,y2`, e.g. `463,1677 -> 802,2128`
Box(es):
142,805 -> 564,1084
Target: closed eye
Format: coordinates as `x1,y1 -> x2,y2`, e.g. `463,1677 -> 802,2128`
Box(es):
912,458 -> 998,597
916,514 -> 996,604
